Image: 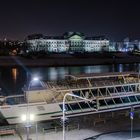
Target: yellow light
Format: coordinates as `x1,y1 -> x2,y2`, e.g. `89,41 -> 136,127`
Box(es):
12,68 -> 17,81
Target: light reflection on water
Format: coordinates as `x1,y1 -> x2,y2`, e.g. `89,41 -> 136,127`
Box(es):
11,68 -> 17,82
0,63 -> 139,95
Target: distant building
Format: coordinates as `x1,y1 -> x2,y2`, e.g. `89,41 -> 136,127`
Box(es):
120,38 -> 140,52
109,38 -> 140,52
123,38 -> 134,52
0,39 -> 23,55
109,42 -> 117,52
138,42 -> 140,50
25,32 -> 109,53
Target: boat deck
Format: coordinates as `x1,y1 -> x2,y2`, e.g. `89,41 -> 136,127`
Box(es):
1,72 -> 140,125
1,72 -> 140,113
46,71 -> 139,91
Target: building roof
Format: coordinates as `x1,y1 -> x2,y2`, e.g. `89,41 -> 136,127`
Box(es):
26,32 -> 108,41
85,36 -> 107,40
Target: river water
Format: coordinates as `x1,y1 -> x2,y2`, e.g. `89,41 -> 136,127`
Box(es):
0,63 -> 139,96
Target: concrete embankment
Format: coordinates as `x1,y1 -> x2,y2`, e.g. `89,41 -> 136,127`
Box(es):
0,55 -> 139,67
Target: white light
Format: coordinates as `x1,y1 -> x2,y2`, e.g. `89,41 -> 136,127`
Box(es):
30,114 -> 35,121
21,114 -> 27,122
33,77 -> 39,81
21,114 -> 35,122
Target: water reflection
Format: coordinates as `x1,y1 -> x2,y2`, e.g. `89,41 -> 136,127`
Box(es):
118,64 -> 123,72
0,63 -> 139,95
138,64 -> 140,73
48,68 -> 58,81
84,65 -> 110,73
0,67 -> 26,95
11,68 -> 17,82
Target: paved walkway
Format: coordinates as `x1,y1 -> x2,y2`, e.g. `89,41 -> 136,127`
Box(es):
1,130 -> 140,140
0,129 -> 99,140
1,113 -> 140,140
94,131 -> 140,140
44,129 -> 99,140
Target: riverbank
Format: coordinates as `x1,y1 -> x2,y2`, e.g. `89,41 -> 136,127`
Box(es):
1,111 -> 140,140
0,53 -> 139,67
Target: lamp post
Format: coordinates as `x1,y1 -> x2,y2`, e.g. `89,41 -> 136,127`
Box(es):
62,93 -> 94,140
130,106 -> 134,139
21,113 -> 35,140
22,77 -> 39,140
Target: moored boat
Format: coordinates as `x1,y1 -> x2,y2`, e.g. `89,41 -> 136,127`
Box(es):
0,72 -> 140,124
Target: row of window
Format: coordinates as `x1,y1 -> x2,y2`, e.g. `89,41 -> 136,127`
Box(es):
99,95 -> 140,106
59,95 -> 140,112
30,44 -> 106,48
28,40 -> 109,45
30,42 -> 108,45
30,46 -> 102,51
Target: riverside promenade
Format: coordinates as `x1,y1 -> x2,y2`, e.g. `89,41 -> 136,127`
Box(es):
1,129 -> 140,140
1,113 -> 140,140
0,129 -> 98,140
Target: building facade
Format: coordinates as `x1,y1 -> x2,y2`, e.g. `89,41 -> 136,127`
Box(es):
25,32 -> 109,53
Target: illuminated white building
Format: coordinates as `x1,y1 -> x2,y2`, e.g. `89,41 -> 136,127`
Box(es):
25,32 -> 109,53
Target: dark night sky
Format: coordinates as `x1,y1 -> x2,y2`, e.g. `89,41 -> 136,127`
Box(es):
0,0 -> 140,41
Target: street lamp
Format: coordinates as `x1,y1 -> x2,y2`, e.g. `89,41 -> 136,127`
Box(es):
22,77 -> 39,140
130,106 -> 134,139
21,113 -> 35,140
62,92 -> 95,140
